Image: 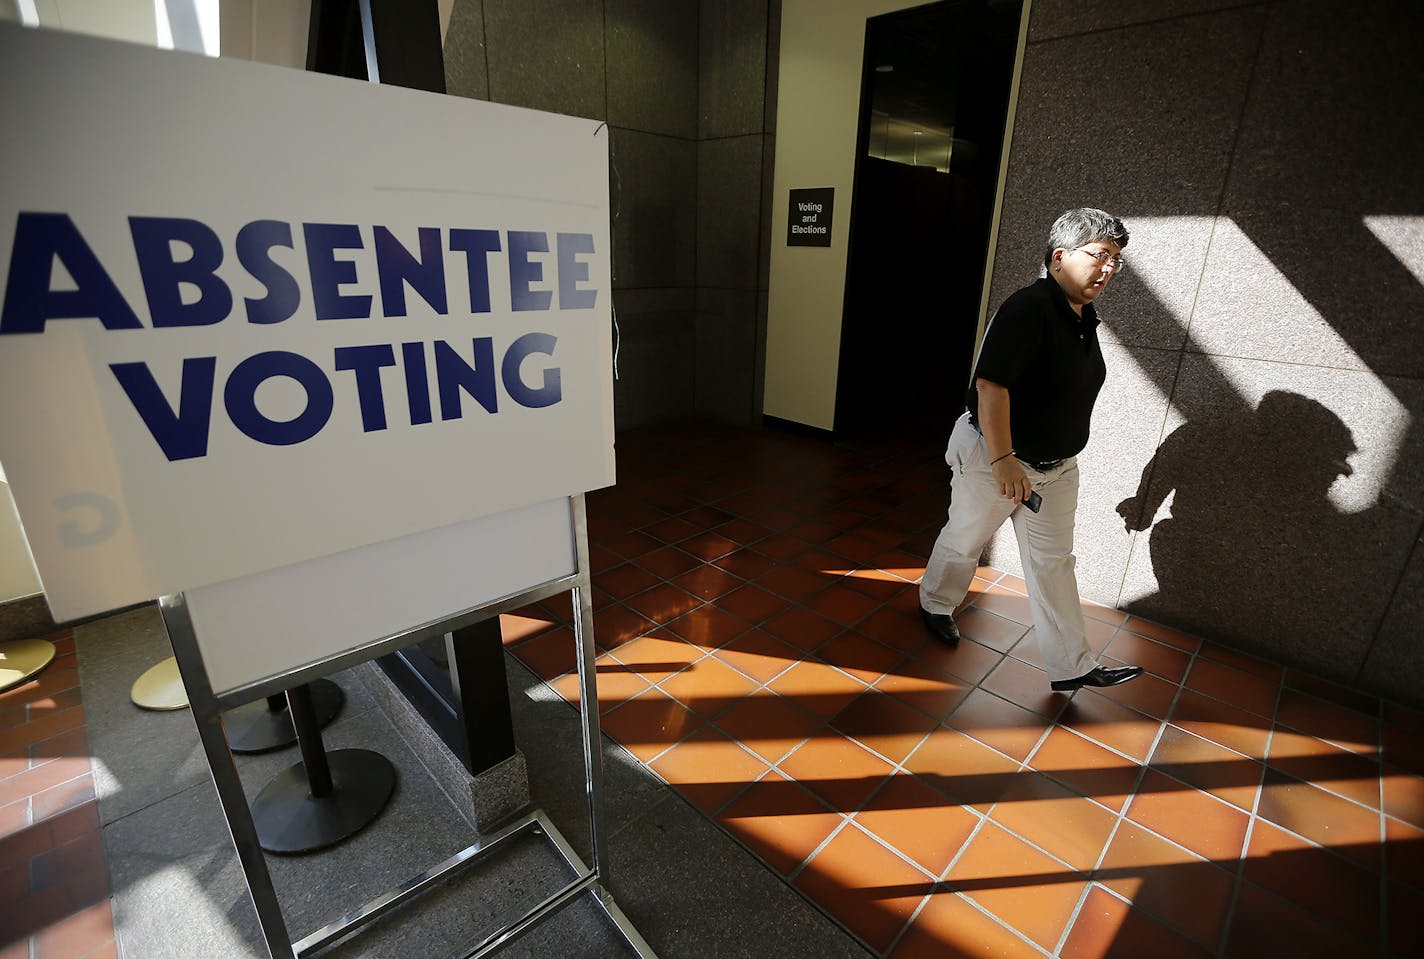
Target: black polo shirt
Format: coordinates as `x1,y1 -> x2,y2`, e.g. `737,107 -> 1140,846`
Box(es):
965,276 -> 1107,463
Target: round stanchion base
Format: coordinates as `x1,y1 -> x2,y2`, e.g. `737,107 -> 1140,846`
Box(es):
130,656 -> 189,711
252,748 -> 396,854
0,639 -> 56,694
224,680 -> 345,754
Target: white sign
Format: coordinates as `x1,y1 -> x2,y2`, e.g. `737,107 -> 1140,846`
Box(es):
187,497 -> 577,697
0,25 -> 616,620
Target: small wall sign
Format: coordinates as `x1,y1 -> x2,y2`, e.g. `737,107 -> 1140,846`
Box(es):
787,187 -> 834,247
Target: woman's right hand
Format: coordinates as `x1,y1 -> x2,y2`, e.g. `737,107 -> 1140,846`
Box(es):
992,456 -> 1031,504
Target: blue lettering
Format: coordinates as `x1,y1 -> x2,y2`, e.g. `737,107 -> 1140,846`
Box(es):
236,220 -> 300,325
556,233 -> 597,310
502,332 -> 561,408
111,357 -> 216,461
448,229 -> 501,314
401,341 -> 433,425
334,343 -> 396,432
224,351 -> 334,446
0,213 -> 142,334
374,226 -> 447,317
507,231 -> 552,312
129,217 -> 233,328
303,223 -> 371,320
435,338 -> 498,419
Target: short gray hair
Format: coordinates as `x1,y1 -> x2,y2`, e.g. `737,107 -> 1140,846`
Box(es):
1043,208 -> 1129,268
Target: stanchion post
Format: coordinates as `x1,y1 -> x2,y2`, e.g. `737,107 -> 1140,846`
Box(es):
288,685 -> 334,796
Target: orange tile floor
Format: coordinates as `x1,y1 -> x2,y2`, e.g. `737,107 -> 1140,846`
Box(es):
3,419 -> 1423,958
0,630 -> 116,959
503,421 -> 1424,958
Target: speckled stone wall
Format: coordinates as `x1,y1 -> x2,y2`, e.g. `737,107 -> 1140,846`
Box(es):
981,0 -> 1424,705
696,0 -> 779,427
442,0 -> 777,429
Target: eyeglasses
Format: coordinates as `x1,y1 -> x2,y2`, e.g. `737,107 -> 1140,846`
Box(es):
1073,247 -> 1126,273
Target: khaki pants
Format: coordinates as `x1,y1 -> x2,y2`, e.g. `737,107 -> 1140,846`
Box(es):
919,412 -> 1098,682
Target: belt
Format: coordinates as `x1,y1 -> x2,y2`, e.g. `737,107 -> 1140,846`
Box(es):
966,416 -> 1064,472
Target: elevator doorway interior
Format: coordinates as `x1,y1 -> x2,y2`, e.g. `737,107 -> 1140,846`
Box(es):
834,0 -> 1023,438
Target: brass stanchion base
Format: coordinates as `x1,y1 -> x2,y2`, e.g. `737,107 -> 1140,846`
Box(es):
131,656 -> 189,710
0,638 -> 56,693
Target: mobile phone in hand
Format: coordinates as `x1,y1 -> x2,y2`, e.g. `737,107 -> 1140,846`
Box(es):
1022,490 -> 1042,513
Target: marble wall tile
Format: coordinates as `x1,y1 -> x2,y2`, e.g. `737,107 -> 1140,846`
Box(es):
758,133 -> 776,292
699,0 -> 769,139
763,0 -> 781,135
606,0 -> 698,139
1027,0 -> 1261,42
755,290 -> 769,420
986,0 -> 1424,700
0,595 -> 53,644
1360,528 -> 1424,705
483,0 -> 605,119
695,288 -> 760,425
612,288 -> 697,428
444,0 -> 489,100
1118,354 -> 1424,682
983,344 -> 1180,611
610,127 -> 698,289
1197,0 -> 1424,379
697,134 -> 766,291
989,6 -> 1265,351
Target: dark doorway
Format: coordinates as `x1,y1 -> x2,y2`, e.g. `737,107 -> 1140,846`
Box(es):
834,0 -> 1023,438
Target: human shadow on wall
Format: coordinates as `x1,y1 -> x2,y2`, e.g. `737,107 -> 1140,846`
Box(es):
1115,391 -> 1384,674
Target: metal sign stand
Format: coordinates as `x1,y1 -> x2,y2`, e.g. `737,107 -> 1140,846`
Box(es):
160,495 -> 657,958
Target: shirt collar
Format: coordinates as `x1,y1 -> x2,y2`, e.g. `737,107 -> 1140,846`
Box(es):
1039,275 -> 1100,329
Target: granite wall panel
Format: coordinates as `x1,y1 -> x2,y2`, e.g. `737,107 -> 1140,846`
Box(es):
758,133 -> 776,292
1117,356 -> 1424,683
697,134 -> 766,291
1361,529 -> 1424,703
483,0 -> 605,119
612,288 -> 697,428
989,6 -> 1264,352
610,128 -> 698,289
1027,0 -> 1261,43
699,0 -> 769,139
763,0 -> 781,135
443,0 -> 488,100
607,0 -> 698,139
754,290 -> 769,421
1200,0 -> 1424,380
694,288 -> 760,426
976,2 -> 1424,703
983,344 -> 1181,610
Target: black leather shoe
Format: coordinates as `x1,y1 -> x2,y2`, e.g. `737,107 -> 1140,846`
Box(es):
1050,665 -> 1144,692
919,608 -> 960,646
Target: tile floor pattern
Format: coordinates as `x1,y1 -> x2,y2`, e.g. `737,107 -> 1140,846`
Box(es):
3,419 -> 1424,958
0,630 -> 118,958
501,422 -> 1424,959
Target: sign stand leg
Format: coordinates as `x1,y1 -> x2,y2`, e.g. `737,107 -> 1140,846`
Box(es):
250,684 -> 396,855
569,496 -> 607,878
159,594 -> 295,959
571,579 -> 607,876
